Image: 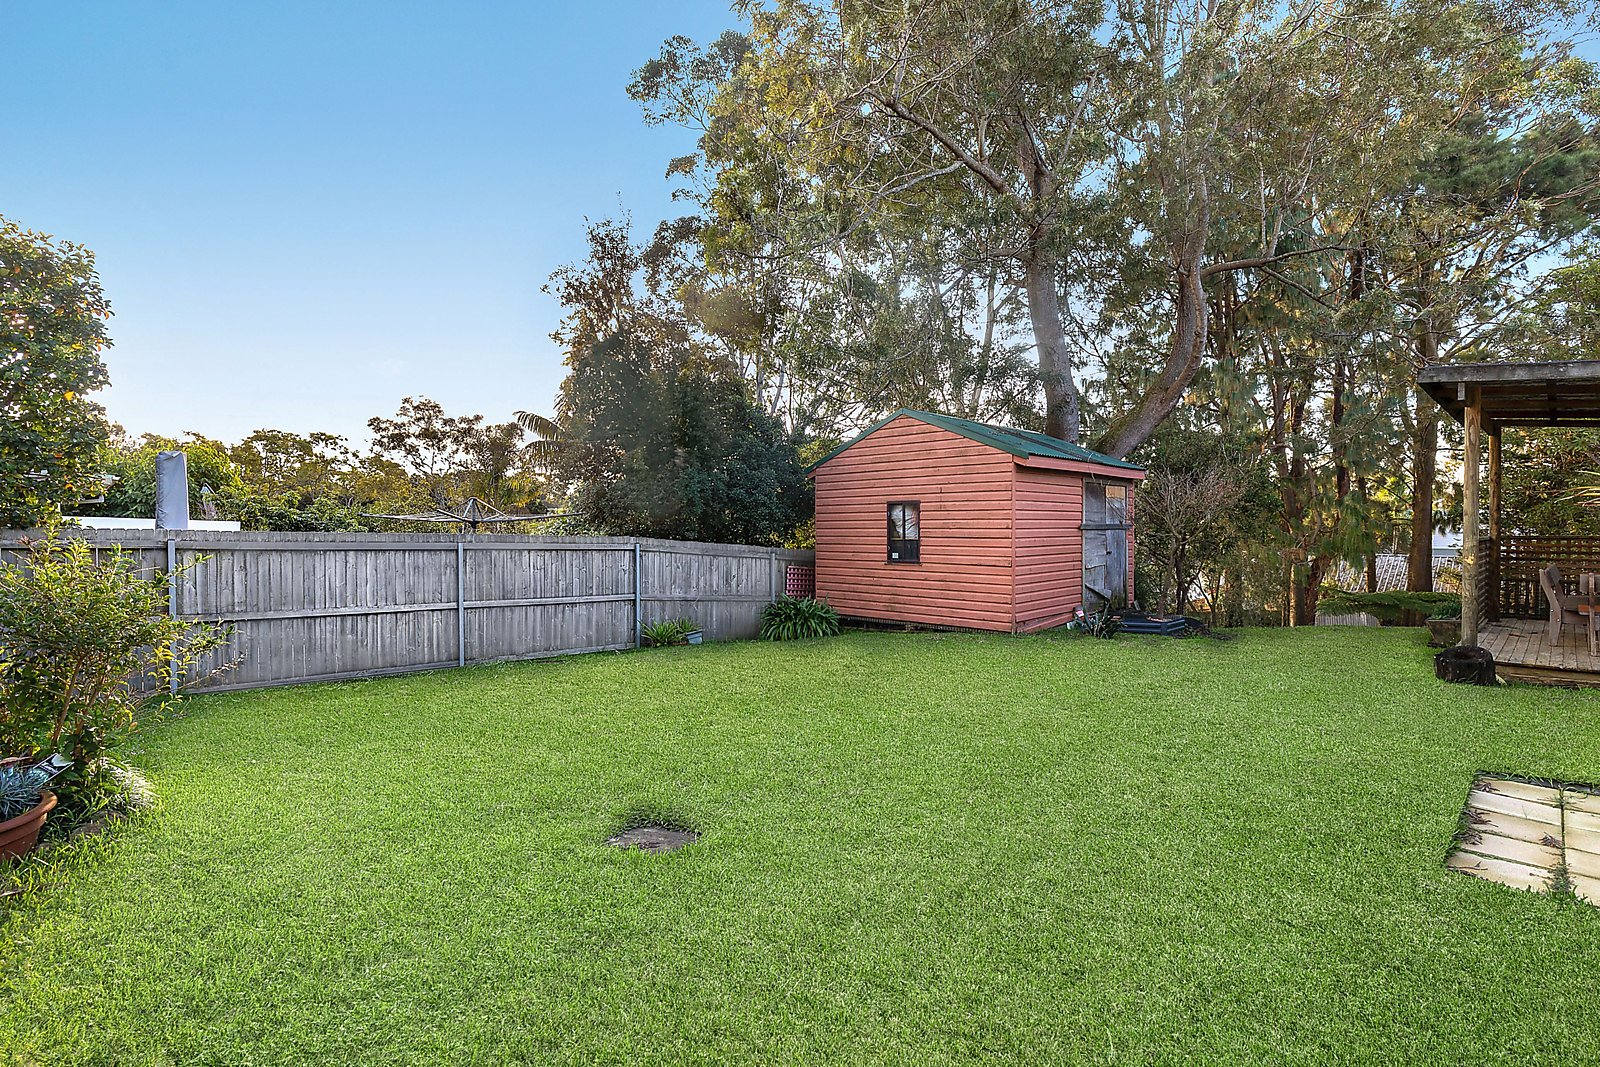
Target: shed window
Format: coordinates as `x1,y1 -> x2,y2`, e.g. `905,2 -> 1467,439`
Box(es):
887,501 -> 920,563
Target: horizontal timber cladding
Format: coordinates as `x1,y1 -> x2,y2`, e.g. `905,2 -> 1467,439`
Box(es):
812,413 -> 1143,634
0,529 -> 812,692
814,415 -> 1019,631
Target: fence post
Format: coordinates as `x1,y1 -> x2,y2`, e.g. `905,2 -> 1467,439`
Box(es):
633,542 -> 643,648
770,549 -> 778,602
166,538 -> 180,694
456,542 -> 466,667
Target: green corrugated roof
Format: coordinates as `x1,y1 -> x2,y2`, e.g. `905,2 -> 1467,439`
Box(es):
807,409 -> 1145,473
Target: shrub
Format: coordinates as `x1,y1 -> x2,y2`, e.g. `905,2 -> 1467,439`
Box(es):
1084,610 -> 1121,639
1317,589 -> 1461,626
759,597 -> 841,641
0,533 -> 232,818
641,618 -> 696,648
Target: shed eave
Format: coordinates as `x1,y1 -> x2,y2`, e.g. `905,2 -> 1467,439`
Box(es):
1015,455 -> 1147,480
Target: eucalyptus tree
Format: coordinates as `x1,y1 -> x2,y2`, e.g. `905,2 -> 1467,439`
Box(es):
633,0 -> 1107,441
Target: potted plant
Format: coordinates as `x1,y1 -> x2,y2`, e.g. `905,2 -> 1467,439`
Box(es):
0,757 -> 70,861
1426,602 -> 1463,647
641,618 -> 701,647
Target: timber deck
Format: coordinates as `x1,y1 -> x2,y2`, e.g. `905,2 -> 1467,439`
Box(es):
1479,619 -> 1600,687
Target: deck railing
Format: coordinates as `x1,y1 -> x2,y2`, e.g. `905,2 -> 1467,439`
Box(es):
1496,535 -> 1600,619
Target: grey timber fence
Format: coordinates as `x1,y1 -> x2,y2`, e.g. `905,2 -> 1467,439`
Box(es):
0,530 -> 815,693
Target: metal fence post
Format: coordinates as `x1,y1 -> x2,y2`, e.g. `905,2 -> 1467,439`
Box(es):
633,542 -> 643,648
456,542 -> 466,667
166,538 -> 180,694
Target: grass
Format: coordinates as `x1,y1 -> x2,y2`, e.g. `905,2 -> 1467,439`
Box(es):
3,627 -> 1600,1065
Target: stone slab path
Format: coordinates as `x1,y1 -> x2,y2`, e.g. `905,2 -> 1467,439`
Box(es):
1449,775 -> 1600,905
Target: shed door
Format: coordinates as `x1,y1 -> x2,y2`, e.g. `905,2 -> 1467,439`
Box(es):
1082,483 -> 1129,612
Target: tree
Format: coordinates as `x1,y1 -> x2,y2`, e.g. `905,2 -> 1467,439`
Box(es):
0,217 -> 112,527
367,397 -> 535,509
635,2 -> 1104,441
99,433 -> 244,519
551,332 -> 810,544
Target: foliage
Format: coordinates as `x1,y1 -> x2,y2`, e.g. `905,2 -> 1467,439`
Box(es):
1082,610 -> 1122,640
1316,589 -> 1461,626
0,533 -> 231,816
1133,428 -> 1280,618
368,397 -> 538,509
98,433 -> 244,519
0,764 -> 50,821
758,596 -> 840,641
0,217 -> 112,527
1499,429 -> 1600,538
551,331 -> 811,545
640,618 -> 697,648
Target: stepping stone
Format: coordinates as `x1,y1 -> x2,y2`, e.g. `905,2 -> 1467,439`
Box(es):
1466,788 -> 1562,826
1562,790 -> 1600,817
1447,851 -> 1554,893
606,825 -> 700,854
1455,830 -> 1562,870
1462,809 -> 1563,847
1448,774 -> 1600,907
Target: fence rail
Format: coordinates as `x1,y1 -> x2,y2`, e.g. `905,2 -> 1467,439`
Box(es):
0,530 -> 814,693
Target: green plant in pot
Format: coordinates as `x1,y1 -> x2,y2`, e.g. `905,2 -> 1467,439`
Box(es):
1426,601 -> 1464,648
641,618 -> 699,648
0,755 -> 71,861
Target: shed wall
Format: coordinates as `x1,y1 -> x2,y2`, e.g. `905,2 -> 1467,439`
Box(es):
813,416 -> 1016,630
1012,466 -> 1085,632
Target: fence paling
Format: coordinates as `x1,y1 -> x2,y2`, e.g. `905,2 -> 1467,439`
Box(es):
0,530 -> 814,693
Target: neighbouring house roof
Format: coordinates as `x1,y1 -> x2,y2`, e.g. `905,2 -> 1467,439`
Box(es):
1418,360 -> 1600,428
808,409 -> 1146,474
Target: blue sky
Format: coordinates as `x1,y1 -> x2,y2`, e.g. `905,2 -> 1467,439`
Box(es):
2,1 -> 734,443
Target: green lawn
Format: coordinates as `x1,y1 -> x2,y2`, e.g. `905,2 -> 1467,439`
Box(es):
4,628 -> 1600,1065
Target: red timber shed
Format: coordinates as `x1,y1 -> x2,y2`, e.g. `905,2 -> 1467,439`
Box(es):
809,409 -> 1145,634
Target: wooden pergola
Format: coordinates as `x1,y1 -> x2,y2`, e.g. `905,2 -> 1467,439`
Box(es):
1418,360 -> 1600,651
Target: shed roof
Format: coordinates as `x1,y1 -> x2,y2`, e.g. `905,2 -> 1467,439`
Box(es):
809,409 -> 1145,473
1417,360 -> 1600,428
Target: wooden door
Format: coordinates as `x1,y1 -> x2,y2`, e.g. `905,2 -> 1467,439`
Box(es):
1082,483 -> 1129,612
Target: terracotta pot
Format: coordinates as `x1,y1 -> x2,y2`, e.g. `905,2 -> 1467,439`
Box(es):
0,791 -> 57,862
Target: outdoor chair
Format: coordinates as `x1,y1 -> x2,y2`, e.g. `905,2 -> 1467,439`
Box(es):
1539,565 -> 1598,652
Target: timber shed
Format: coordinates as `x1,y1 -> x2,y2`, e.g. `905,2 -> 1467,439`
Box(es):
808,409 -> 1145,634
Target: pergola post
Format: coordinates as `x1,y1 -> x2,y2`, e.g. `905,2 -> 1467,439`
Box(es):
1487,429 -> 1501,622
1462,387 -> 1482,647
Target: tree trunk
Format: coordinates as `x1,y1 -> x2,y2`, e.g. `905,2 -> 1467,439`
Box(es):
1024,251 -> 1079,442
1093,225 -> 1209,460
1407,399 -> 1438,593
1292,557 -> 1326,627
